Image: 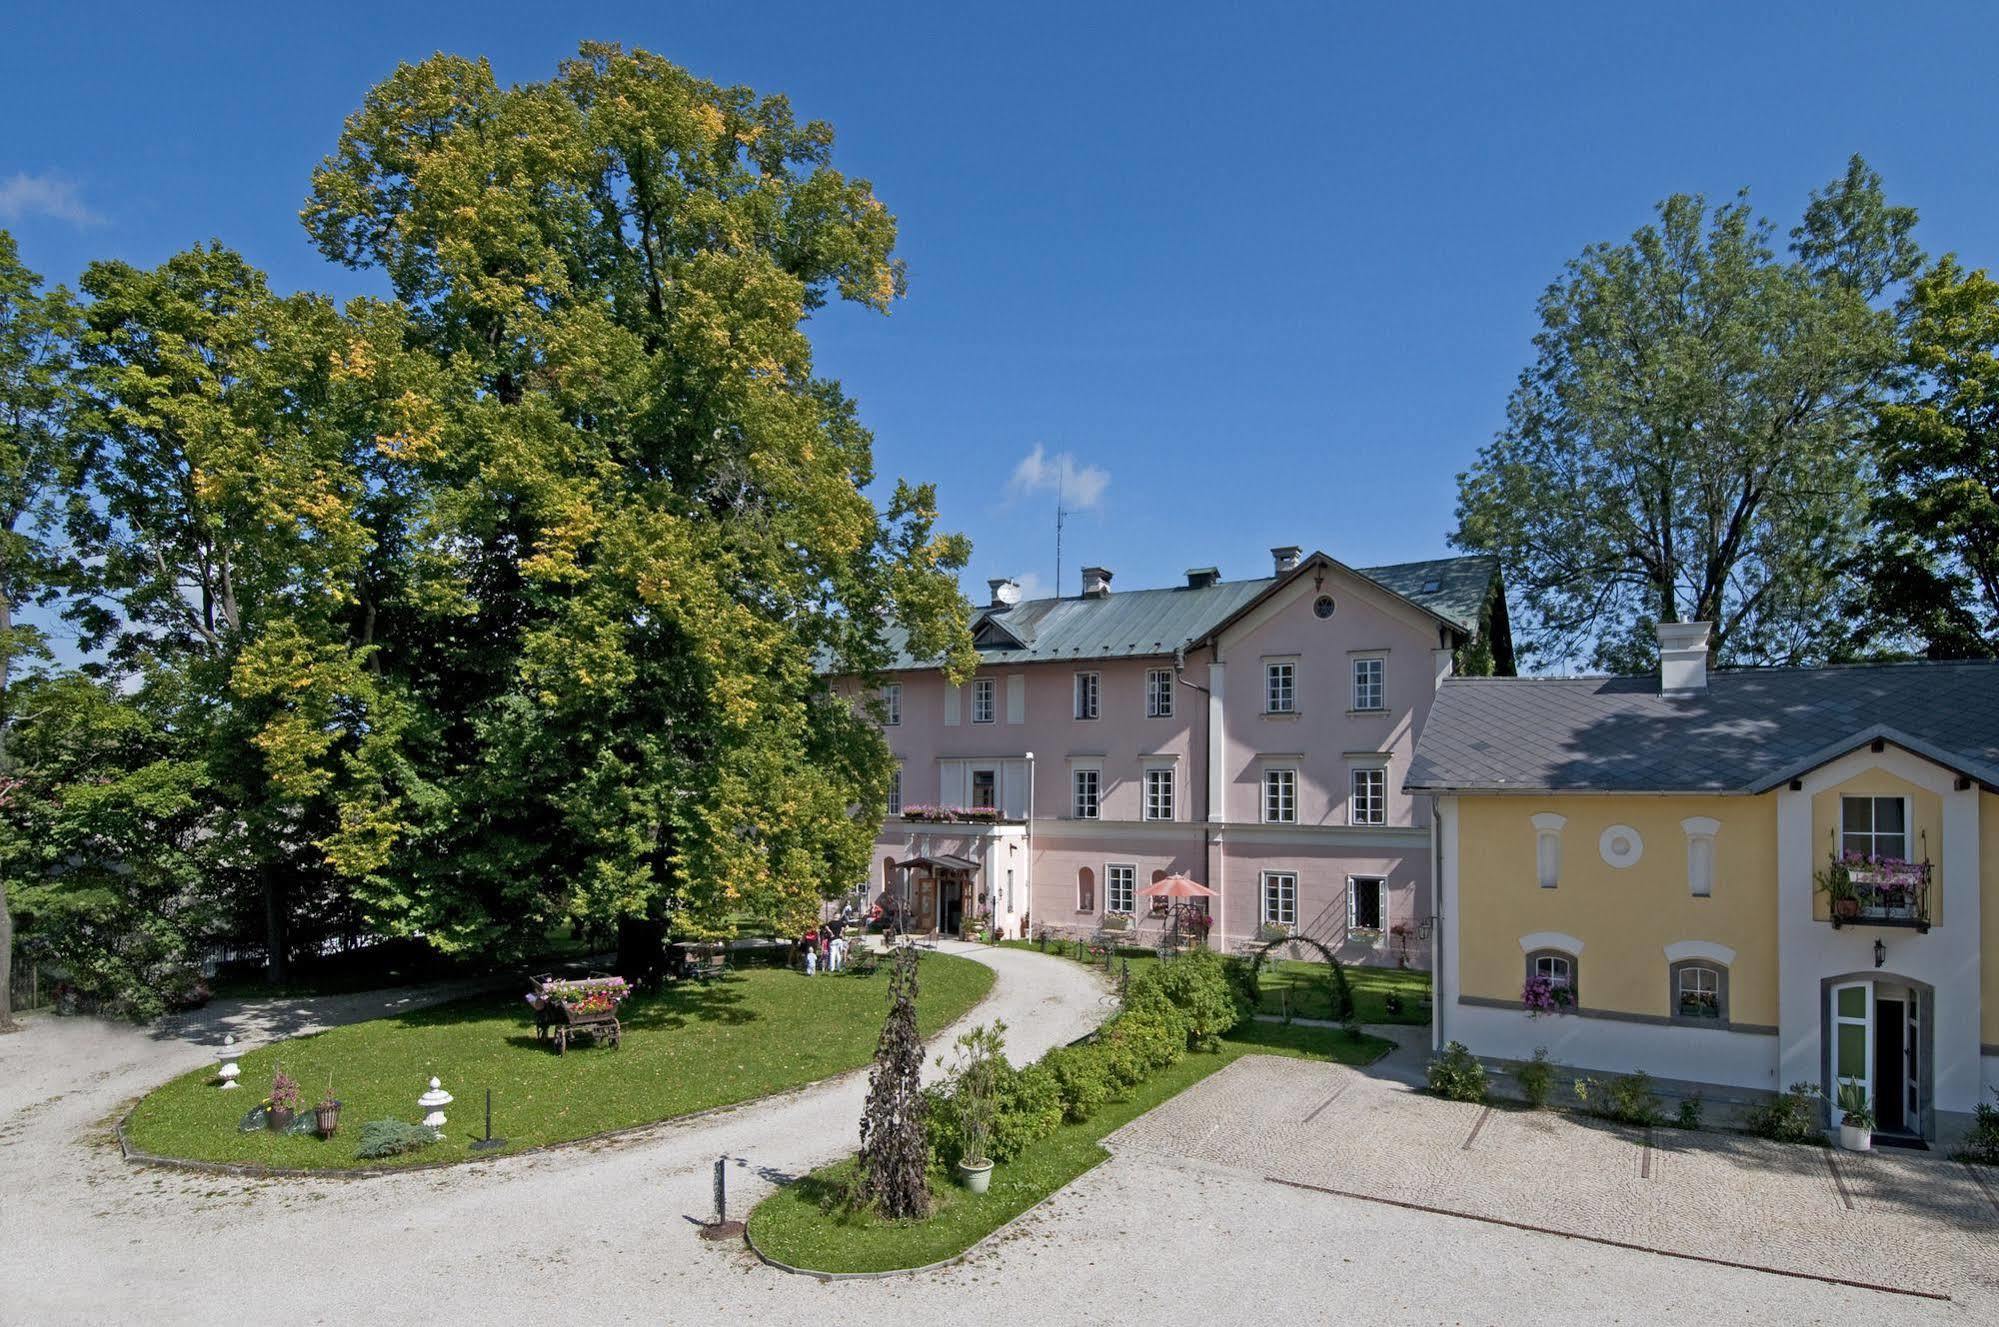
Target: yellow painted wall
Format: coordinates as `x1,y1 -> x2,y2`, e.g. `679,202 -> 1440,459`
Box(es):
1808,769 -> 1943,924
1456,795 -> 1779,1025
1985,792 -> 1999,1048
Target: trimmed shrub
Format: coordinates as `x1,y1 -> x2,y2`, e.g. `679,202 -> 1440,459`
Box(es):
1111,1006 -> 1188,1072
1676,1095 -> 1704,1131
1952,1090 -> 1999,1165
1426,1041 -> 1488,1103
1745,1081 -> 1824,1144
1131,950 -> 1248,1049
1094,1023 -> 1150,1093
354,1119 -> 440,1159
1221,954 -> 1259,1012
990,1062 -> 1063,1161
1574,1070 -> 1664,1127
1044,1044 -> 1114,1123
1515,1047 -> 1555,1108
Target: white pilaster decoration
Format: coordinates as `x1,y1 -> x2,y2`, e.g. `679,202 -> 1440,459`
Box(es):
943,683 -> 961,726
1680,816 -> 1720,897
1530,812 -> 1566,889
1005,674 -> 1025,725
1206,661 -> 1227,823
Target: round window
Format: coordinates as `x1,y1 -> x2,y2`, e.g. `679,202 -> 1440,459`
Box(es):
1598,824 -> 1643,869
1313,595 -> 1336,619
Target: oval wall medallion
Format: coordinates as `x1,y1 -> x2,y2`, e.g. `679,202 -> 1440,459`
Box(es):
1599,824 -> 1643,868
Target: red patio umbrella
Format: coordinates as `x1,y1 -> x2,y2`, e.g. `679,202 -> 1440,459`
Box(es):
1137,874 -> 1216,898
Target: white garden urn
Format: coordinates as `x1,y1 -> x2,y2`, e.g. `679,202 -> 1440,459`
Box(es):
418,1076 -> 453,1130
216,1035 -> 243,1090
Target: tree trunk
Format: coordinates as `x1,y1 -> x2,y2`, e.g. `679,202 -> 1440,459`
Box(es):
616,913 -> 668,990
0,876 -> 16,1032
262,862 -> 289,987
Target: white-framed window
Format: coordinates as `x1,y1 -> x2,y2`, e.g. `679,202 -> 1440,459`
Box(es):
1348,875 -> 1385,932
1531,813 -> 1566,889
1261,871 -> 1297,927
1072,768 -> 1101,819
1351,656 -> 1385,712
1262,767 -> 1297,824
1681,817 -> 1720,898
1350,767 -> 1387,825
1107,863 -> 1136,915
1146,667 -> 1174,719
1841,795 -> 1908,861
1673,962 -> 1725,1022
882,683 -> 901,727
1528,950 -> 1576,1000
1074,671 -> 1100,720
971,677 -> 995,724
971,768 -> 997,810
887,765 -> 902,816
1265,660 -> 1296,714
1143,767 -> 1174,821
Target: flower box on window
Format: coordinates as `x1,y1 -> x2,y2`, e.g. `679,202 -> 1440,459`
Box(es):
900,805 -> 1001,824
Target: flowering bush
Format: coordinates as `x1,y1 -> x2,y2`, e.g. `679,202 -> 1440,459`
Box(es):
1521,974 -> 1574,1017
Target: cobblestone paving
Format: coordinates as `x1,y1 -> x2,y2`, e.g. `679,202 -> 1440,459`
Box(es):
1108,1055 -> 1999,1303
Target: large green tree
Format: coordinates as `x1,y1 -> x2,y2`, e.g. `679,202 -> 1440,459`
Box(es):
0,231 -> 84,1028
1857,258 -> 1999,656
300,44 -> 973,964
1454,158 -> 1922,670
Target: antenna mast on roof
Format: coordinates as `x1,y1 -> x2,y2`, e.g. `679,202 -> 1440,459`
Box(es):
1054,465 -> 1068,598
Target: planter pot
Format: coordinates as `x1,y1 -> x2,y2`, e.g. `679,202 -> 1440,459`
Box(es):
1838,1122 -> 1872,1152
1833,898 -> 1860,919
315,1101 -> 343,1138
268,1106 -> 295,1133
956,1158 -> 994,1194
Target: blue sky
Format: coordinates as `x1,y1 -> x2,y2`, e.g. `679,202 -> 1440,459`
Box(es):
6,2 -> 1997,608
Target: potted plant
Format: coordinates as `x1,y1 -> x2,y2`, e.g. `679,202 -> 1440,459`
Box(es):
269,1065 -> 301,1133
946,1022 -> 1006,1194
314,1077 -> 343,1138
1816,857 -> 1861,919
1835,1078 -> 1875,1151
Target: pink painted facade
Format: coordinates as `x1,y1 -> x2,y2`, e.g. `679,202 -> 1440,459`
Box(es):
842,551 -> 1505,970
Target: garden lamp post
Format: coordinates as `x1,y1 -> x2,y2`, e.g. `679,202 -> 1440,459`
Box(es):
216,1035 -> 243,1090
418,1076 -> 453,1130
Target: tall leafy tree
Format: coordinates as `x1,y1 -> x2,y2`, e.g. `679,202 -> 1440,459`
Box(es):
1454,157 -> 1921,670
0,231 -> 83,1028
301,44 -> 973,963
1857,258 -> 1999,656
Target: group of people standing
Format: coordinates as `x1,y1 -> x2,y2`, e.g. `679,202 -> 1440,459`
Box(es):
799,914 -> 853,975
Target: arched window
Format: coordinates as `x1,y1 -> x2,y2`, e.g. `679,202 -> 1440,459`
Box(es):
1670,960 -> 1728,1023
1150,868 -> 1170,914
1681,817 -> 1720,898
1077,866 -> 1095,913
1530,813 -> 1566,889
1525,949 -> 1578,1004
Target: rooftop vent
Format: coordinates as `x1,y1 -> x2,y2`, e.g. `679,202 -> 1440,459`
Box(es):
1272,546 -> 1302,576
1081,566 -> 1113,598
1657,621 -> 1713,693
987,577 -> 1021,609
1185,566 -> 1221,589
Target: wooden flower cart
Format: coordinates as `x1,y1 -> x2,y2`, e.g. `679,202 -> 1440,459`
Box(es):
527,975 -> 630,1054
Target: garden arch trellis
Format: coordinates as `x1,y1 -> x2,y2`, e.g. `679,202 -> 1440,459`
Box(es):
1247,934 -> 1355,1021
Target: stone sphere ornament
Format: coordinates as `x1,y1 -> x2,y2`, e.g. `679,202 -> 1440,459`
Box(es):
418,1076 -> 453,1130
216,1035 -> 243,1090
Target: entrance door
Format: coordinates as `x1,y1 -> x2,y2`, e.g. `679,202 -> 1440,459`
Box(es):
1874,996 -> 1906,1133
940,876 -> 963,934
1830,980 -> 1872,1122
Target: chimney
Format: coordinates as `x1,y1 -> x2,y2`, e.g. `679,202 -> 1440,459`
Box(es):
987,577 -> 1021,609
1271,546 -> 1301,576
1185,566 -> 1221,589
1657,621 -> 1713,693
1081,566 -> 1112,598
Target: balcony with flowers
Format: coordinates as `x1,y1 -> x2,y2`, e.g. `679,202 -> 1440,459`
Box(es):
1816,852 -> 1932,932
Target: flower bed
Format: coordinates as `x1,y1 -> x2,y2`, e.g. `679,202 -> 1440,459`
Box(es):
899,804 -> 1001,824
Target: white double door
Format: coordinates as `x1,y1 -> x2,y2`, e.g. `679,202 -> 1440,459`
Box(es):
1829,979 -> 1920,1134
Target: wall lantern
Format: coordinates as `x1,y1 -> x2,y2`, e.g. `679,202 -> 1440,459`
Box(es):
1874,939 -> 1886,969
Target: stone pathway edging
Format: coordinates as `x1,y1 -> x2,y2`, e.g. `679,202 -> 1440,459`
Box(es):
1266,1175 -> 1953,1303
113,946 -> 1013,1182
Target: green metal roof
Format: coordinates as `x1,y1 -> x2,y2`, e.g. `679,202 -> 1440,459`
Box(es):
874,553 -> 1498,671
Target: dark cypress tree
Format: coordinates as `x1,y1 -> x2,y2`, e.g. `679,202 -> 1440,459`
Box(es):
856,946 -> 930,1218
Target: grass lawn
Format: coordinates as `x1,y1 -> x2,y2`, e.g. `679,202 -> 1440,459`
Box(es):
746,1020 -> 1392,1274
126,954 -> 994,1172
996,938 -> 1431,1025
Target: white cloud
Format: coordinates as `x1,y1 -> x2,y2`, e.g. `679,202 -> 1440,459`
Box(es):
1008,443 -> 1109,510
1011,571 -> 1049,601
0,173 -> 104,227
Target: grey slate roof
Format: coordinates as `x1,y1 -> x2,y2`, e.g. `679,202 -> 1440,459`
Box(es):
876,554 -> 1498,671
1405,660 -> 1999,794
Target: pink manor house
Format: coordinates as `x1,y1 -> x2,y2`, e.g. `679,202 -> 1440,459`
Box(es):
843,547 -> 1513,969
